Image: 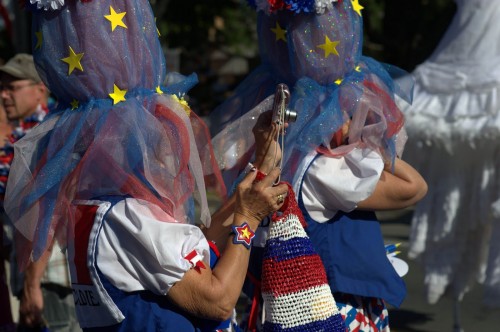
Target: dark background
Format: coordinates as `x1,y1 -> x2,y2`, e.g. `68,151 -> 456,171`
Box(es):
0,0 -> 456,116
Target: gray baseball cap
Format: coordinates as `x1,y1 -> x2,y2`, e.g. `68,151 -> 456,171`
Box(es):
0,53 -> 42,82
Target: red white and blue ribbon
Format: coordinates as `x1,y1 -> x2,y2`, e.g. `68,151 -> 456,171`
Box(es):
184,249 -> 206,272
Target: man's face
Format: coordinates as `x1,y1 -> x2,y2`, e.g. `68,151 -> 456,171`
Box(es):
0,74 -> 45,121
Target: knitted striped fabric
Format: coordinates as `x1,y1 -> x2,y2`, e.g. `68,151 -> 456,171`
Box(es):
261,183 -> 345,331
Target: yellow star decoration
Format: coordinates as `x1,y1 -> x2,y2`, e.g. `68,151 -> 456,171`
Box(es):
155,18 -> 161,37
351,0 -> 364,16
241,228 -> 251,239
70,99 -> 79,110
105,6 -> 127,32
61,46 -> 84,75
271,22 -> 287,42
355,65 -> 361,72
156,86 -> 164,95
335,79 -> 343,85
317,35 -> 340,58
172,94 -> 191,117
35,31 -> 43,50
109,84 -> 127,105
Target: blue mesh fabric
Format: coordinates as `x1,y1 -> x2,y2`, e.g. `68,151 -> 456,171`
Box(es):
6,0 -> 223,267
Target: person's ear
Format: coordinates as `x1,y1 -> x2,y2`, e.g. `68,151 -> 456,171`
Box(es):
35,82 -> 49,99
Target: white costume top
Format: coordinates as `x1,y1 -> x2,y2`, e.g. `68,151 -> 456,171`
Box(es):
67,198 -> 210,328
297,148 -> 384,222
398,0 -> 500,306
253,148 -> 383,248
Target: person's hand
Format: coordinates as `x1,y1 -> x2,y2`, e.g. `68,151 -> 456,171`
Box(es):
19,284 -> 44,328
234,167 -> 288,229
252,110 -> 286,174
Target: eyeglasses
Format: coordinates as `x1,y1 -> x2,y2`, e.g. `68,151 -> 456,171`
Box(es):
0,82 -> 37,93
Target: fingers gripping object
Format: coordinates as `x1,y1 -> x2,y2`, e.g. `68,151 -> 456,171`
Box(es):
271,83 -> 297,184
271,83 -> 297,125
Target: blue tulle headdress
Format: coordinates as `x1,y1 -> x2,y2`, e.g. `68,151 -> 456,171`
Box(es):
210,0 -> 413,188
6,0 -> 225,268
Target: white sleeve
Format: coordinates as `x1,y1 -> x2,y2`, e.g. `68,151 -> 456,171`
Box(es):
96,198 -> 210,296
301,148 -> 384,222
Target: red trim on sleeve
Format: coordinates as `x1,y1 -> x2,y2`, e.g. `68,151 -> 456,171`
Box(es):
208,240 -> 220,258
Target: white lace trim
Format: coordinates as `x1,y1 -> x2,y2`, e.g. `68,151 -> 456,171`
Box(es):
30,0 -> 65,11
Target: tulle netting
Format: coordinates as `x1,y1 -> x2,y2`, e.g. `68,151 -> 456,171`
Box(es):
210,1 -> 412,188
6,0 -> 225,269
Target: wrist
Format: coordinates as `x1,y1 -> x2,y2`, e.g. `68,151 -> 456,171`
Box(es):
253,155 -> 275,174
24,282 -> 42,292
233,211 -> 260,230
230,222 -> 256,249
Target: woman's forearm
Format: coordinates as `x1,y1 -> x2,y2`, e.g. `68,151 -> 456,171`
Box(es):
167,212 -> 259,321
357,158 -> 428,210
168,168 -> 287,321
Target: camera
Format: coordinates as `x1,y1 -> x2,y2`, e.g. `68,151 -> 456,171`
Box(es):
272,83 -> 297,125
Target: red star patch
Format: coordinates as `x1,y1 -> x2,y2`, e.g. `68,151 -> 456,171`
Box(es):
232,222 -> 255,249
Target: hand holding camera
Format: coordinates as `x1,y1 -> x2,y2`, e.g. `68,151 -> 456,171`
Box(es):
253,84 -> 297,178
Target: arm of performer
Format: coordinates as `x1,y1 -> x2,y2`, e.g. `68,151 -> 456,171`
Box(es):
168,168 -> 286,321
357,157 -> 428,211
301,123 -> 427,220
168,111 -> 287,321
19,241 -> 53,327
204,110 -> 282,249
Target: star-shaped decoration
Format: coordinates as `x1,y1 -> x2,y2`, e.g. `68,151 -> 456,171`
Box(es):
355,65 -> 361,72
271,22 -> 287,42
351,0 -> 364,16
109,84 -> 127,105
61,46 -> 84,75
35,31 -> 43,50
232,222 -> 255,249
70,99 -> 79,110
172,94 -> 191,117
155,18 -> 161,37
317,35 -> 340,58
156,86 -> 164,95
105,6 -> 127,32
335,78 -> 343,85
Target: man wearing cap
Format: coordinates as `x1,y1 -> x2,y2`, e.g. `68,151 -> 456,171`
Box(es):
0,53 -> 80,332
0,53 -> 48,123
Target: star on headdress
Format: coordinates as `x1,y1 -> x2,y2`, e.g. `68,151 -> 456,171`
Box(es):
61,46 -> 84,75
35,31 -> 43,50
109,84 -> 127,105
70,99 -> 79,110
271,22 -> 287,42
172,94 -> 191,117
351,0 -> 364,16
156,86 -> 164,94
155,18 -> 161,37
105,6 -> 128,32
317,36 -> 340,58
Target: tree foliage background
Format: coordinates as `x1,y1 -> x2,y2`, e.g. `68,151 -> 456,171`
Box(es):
154,0 -> 456,72
153,0 -> 456,113
1,0 -> 457,110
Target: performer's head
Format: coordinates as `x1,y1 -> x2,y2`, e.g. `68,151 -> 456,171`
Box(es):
253,0 -> 363,85
7,0 -> 221,266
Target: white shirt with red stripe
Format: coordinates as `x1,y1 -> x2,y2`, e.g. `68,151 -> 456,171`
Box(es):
67,197 -> 210,328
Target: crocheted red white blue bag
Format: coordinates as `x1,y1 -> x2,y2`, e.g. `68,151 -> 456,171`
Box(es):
261,183 -> 345,331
